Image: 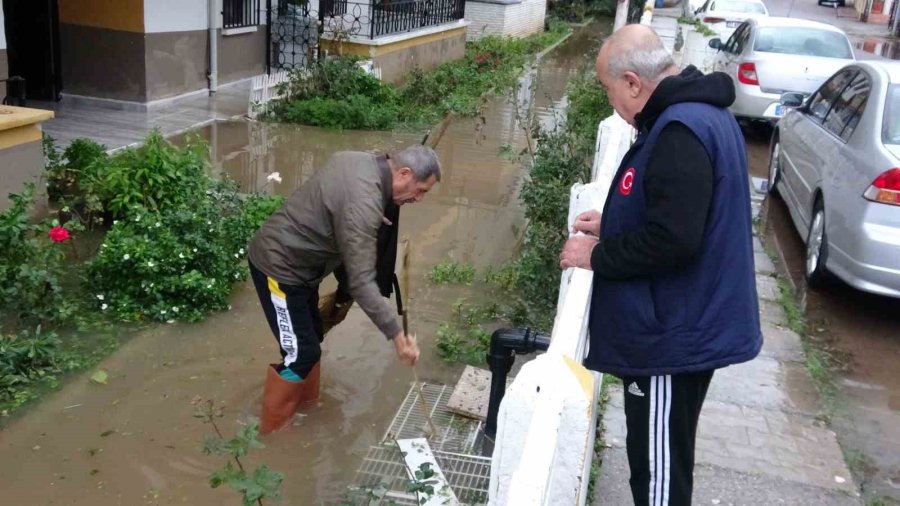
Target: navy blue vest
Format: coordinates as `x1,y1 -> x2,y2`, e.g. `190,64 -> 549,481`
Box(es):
585,102 -> 762,377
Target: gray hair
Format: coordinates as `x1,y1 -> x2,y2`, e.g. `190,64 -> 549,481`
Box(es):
605,31 -> 676,83
390,145 -> 442,182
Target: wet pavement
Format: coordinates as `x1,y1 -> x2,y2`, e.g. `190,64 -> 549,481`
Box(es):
0,21 -> 611,506
748,128 -> 900,502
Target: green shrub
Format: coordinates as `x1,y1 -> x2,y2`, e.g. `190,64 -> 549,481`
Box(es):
0,326 -> 62,410
0,186 -> 78,332
269,23 -> 572,130
428,261 -> 476,285
86,181 -> 283,323
97,131 -> 208,219
511,69 -> 611,328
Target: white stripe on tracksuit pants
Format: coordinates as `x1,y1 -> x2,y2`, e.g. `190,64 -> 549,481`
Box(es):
623,371 -> 713,506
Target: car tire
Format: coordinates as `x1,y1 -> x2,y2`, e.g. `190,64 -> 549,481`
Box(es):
805,198 -> 832,288
767,137 -> 782,196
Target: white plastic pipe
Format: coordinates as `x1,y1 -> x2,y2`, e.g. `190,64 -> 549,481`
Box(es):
209,0 -> 219,94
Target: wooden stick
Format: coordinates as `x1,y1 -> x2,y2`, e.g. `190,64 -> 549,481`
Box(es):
401,238 -> 438,439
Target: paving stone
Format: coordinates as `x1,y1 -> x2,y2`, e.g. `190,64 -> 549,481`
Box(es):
758,319 -> 804,362
755,251 -> 777,276
753,235 -> 765,254
756,274 -> 780,302
593,448 -> 862,506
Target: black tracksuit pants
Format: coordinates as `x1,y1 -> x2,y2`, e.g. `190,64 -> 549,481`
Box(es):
249,260 -> 324,379
622,370 -> 714,506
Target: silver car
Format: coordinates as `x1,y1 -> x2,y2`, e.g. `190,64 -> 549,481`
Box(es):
768,61 -> 900,298
710,17 -> 855,121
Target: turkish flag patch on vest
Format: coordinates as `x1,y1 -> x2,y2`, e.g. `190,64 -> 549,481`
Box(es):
619,168 -> 635,196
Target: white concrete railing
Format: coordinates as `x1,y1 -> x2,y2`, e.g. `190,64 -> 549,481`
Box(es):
488,4 -> 651,504
489,113 -> 634,506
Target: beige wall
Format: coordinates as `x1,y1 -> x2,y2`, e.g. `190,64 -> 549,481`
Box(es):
0,140 -> 47,214
58,0 -> 145,33
327,26 -> 468,84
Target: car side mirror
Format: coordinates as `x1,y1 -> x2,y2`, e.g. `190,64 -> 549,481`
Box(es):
780,92 -> 805,108
708,38 -> 722,50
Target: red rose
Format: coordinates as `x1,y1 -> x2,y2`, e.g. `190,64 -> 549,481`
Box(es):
49,226 -> 70,243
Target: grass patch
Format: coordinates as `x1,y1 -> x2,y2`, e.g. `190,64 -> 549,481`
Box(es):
267,20 -> 572,130
427,261 -> 477,285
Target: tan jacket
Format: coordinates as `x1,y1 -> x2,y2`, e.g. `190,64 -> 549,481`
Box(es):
248,151 -> 401,339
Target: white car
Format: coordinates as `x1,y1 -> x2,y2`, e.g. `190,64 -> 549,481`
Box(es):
710,17 -> 855,121
693,0 -> 768,41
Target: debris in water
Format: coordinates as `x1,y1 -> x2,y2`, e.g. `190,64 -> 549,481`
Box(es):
100,430 -> 115,438
834,475 -> 846,484
90,370 -> 109,385
63,404 -> 82,410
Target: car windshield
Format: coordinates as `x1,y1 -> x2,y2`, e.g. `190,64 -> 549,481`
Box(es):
884,84 -> 900,145
753,27 -> 852,59
712,0 -> 766,13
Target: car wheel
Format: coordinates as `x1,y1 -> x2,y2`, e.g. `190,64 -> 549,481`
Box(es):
805,199 -> 831,288
767,138 -> 781,195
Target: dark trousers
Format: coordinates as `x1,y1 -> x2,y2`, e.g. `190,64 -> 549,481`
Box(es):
622,370 -> 714,506
249,260 -> 324,379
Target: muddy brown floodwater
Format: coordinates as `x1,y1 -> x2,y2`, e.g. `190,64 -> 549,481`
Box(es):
0,21 -> 611,506
747,125 -> 900,501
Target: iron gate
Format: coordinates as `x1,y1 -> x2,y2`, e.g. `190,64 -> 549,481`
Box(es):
266,0 -> 323,71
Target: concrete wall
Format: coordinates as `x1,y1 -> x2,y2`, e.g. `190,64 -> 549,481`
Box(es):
0,140 -> 46,213
465,0 -> 546,41
58,0 -> 147,102
325,24 -> 468,84
60,23 -> 147,102
56,0 -> 265,104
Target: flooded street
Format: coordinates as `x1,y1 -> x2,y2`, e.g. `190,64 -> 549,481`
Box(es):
748,130 -> 900,501
0,21 -> 610,506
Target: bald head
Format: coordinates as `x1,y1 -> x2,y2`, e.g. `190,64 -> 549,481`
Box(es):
597,24 -> 676,83
595,24 -> 677,126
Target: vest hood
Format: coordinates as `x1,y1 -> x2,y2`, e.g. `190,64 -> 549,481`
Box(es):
635,66 -> 736,131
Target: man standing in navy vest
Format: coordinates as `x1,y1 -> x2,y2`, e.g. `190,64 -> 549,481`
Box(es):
559,25 -> 762,506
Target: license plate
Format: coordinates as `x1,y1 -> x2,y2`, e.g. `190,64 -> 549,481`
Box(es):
775,104 -> 783,117
726,21 -> 739,27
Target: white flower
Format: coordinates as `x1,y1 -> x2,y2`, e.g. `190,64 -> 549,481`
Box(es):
179,253 -> 185,259
207,221 -> 212,226
239,248 -> 245,255
123,254 -> 130,260
209,229 -> 214,233
147,261 -> 155,268
267,172 -> 283,183
206,284 -> 213,289
101,303 -> 108,311
160,309 -> 167,314
193,248 -> 198,253
172,307 -> 179,313
135,215 -> 141,222
234,253 -> 239,258
96,294 -> 104,301
156,222 -> 161,228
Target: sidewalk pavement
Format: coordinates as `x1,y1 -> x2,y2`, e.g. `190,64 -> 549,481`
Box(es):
591,175 -> 862,504
34,79 -> 251,151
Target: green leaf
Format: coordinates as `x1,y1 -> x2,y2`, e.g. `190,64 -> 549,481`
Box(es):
90,370 -> 108,385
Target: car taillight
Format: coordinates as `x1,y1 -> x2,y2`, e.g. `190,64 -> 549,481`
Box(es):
863,168 -> 900,206
703,16 -> 726,23
738,62 -> 759,86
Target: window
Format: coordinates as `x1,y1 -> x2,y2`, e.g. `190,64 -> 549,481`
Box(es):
752,27 -> 853,59
807,68 -> 858,123
223,0 -> 260,29
823,72 -> 870,141
884,85 -> 900,145
724,23 -> 748,54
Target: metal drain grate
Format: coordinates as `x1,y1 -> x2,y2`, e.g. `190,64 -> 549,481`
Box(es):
382,383 -> 483,454
353,445 -> 491,505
